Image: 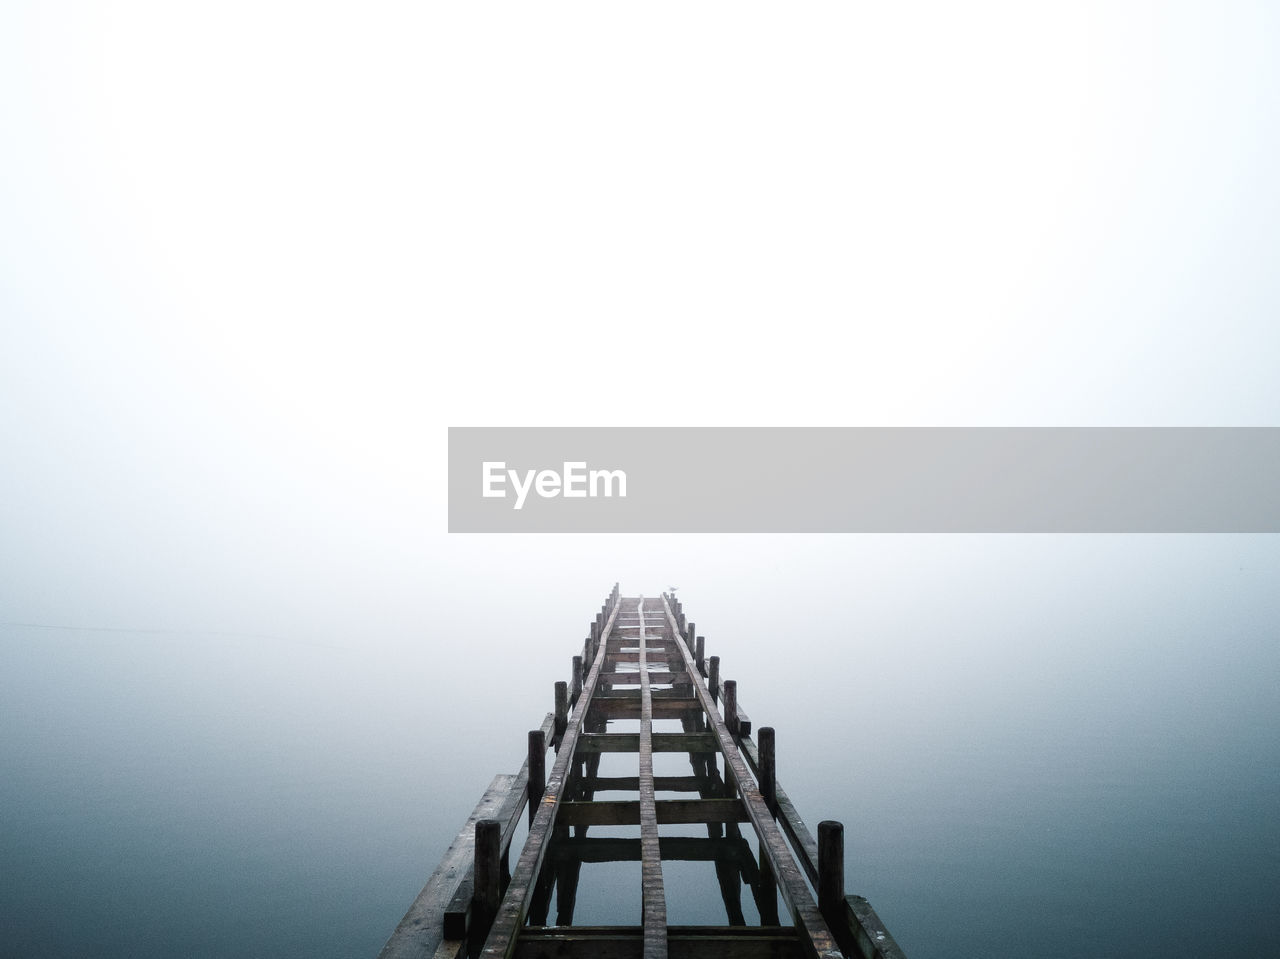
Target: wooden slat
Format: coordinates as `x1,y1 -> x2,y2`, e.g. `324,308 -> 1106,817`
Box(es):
579,775 -> 708,793
578,732 -> 718,753
657,595 -> 841,959
557,798 -> 749,827
377,774 -> 515,959
550,835 -> 760,866
634,597 -> 668,958
480,596 -> 622,959
514,926 -> 804,959
587,699 -> 704,719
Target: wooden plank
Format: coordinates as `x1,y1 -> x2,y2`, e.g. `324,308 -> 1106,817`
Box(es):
480,595 -> 623,959
635,596 -> 668,959
579,775 -> 707,793
841,895 -> 909,959
515,926 -> 804,959
587,699 -> 704,720
557,798 -> 748,827
658,595 -> 840,959
550,836 -> 761,865
377,773 -> 515,959
577,732 -> 718,753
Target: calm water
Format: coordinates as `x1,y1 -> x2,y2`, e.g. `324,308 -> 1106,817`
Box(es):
2,536 -> 1277,958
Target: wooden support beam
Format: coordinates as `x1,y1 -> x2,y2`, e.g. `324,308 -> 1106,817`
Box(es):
818,821 -> 844,918
708,656 -> 720,701
577,775 -> 709,794
528,730 -> 546,827
758,727 -> 776,811
515,926 -> 805,959
549,835 -> 761,866
554,682 -> 569,741
470,819 -> 501,951
577,732 -> 719,753
557,798 -> 749,827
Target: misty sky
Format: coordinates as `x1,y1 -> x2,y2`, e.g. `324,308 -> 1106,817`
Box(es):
2,4 -> 1279,958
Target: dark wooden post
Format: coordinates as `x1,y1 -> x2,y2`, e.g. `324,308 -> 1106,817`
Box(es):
554,681 -> 568,740
818,820 -> 844,917
570,656 -> 582,704
528,729 -> 545,825
695,635 -> 705,676
686,621 -> 695,645
472,818 -> 501,948
709,655 -> 721,701
758,726 -> 776,809
723,680 -> 738,734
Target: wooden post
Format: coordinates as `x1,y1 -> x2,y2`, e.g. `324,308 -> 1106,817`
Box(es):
570,656 -> 582,704
708,655 -> 720,701
554,681 -> 568,741
723,680 -> 738,734
472,818 -> 501,948
686,621 -> 695,645
759,726 -> 776,809
695,635 -> 705,676
528,730 -> 545,826
818,820 -> 844,917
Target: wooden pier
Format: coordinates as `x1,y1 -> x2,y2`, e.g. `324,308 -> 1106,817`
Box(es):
378,586 -> 906,959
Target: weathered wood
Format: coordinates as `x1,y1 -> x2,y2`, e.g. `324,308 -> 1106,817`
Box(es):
695,635 -> 705,676
514,926 -> 804,959
722,680 -> 738,734
480,596 -> 623,959
817,821 -> 844,918
636,596 -> 668,959
739,734 -> 819,887
578,775 -> 708,793
577,732 -> 719,753
377,774 -> 515,959
571,656 -> 583,704
549,835 -> 761,865
841,895 -> 909,959
657,596 -> 840,959
528,729 -> 546,826
758,727 -> 776,810
554,681 -> 569,741
708,656 -> 720,701
557,798 -> 749,827
588,698 -> 703,720
470,819 -> 501,950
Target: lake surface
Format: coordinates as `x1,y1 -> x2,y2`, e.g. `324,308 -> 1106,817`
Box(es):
2,536 -> 1277,958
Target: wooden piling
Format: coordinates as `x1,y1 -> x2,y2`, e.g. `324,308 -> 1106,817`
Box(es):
528,730 -> 545,826
554,681 -> 568,741
472,818 -> 501,948
723,680 -> 738,734
818,820 -> 844,917
695,635 -> 705,676
758,727 -> 776,809
570,656 -> 583,704
708,655 -> 720,701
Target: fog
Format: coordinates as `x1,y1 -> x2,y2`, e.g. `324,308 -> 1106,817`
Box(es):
4,3 -> 1280,957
